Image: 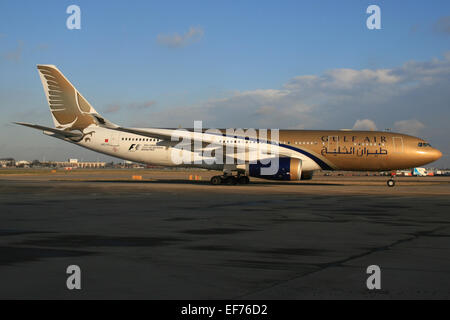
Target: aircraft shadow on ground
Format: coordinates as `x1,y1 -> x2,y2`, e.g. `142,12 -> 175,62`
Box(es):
82,179 -> 343,186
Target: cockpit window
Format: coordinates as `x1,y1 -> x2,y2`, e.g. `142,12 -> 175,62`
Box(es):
418,142 -> 432,147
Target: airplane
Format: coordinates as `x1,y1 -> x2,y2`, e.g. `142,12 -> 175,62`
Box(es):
16,65 -> 442,187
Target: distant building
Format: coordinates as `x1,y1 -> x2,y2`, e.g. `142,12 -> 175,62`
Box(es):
15,160 -> 31,167
42,159 -> 106,168
0,158 -> 15,168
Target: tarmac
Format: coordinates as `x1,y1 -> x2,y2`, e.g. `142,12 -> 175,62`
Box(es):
0,169 -> 449,299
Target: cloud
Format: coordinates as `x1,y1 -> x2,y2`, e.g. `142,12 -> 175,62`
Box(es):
145,52 -> 450,129
409,24 -> 420,34
352,119 -> 378,131
125,53 -> 450,165
157,26 -> 204,48
103,104 -> 121,114
393,119 -> 425,136
103,101 -> 156,114
128,101 -> 156,109
433,16 -> 450,35
4,40 -> 23,62
35,43 -> 49,51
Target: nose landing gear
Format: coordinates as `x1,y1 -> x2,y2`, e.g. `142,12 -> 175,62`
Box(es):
387,178 -> 396,187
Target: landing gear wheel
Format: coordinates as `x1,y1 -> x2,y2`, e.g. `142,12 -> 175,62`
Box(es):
225,176 -> 238,185
387,179 -> 395,187
210,173 -> 249,186
210,176 -> 222,185
238,176 -> 250,185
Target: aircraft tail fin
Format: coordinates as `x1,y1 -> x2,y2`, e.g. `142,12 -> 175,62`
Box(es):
36,65 -> 117,131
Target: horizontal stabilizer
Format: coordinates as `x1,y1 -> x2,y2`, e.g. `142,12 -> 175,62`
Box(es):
14,122 -> 83,138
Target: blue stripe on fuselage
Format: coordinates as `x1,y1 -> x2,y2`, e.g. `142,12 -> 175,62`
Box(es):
186,130 -> 334,171
279,144 -> 334,171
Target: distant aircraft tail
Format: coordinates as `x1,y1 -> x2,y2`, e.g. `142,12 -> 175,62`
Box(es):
36,65 -> 116,131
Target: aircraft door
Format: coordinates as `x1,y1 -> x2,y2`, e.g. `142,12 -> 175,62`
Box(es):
393,137 -> 404,153
109,131 -> 120,147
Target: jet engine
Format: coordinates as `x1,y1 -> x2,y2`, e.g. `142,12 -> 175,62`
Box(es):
247,157 -> 303,181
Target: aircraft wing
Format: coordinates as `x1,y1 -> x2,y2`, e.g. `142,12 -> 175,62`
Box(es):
113,126 -> 232,149
111,126 -> 286,162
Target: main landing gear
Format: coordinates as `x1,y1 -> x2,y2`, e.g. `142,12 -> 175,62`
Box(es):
210,174 -> 250,185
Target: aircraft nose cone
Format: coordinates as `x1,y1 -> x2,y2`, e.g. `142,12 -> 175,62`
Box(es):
415,147 -> 442,165
432,149 -> 443,162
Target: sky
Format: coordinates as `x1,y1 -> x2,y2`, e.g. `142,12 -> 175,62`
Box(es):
0,0 -> 449,166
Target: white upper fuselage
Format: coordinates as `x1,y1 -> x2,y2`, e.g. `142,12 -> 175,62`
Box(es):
70,126 -> 323,171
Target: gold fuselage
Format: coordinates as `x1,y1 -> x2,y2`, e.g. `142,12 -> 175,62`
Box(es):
276,130 -> 442,171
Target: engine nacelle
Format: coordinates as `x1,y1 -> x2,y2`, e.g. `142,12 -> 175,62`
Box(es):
247,157 -> 302,181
